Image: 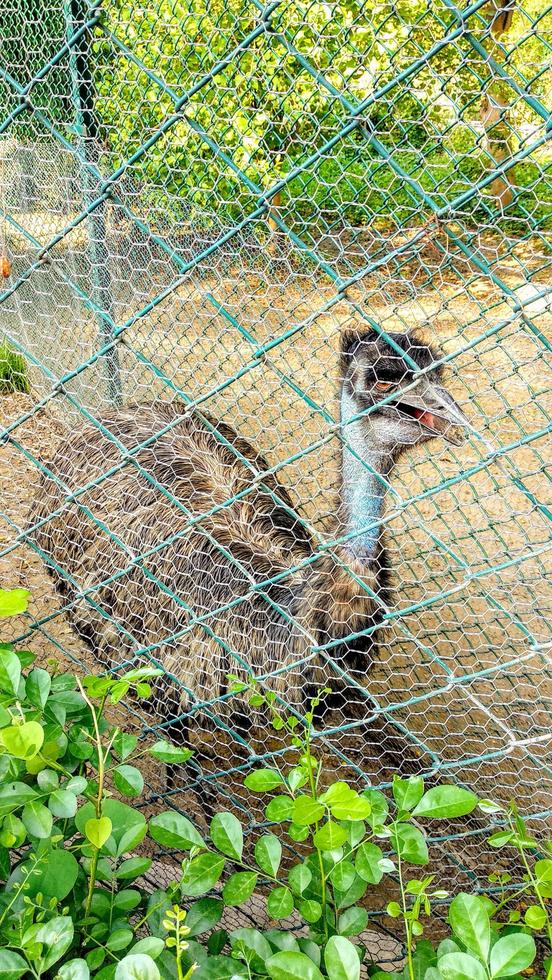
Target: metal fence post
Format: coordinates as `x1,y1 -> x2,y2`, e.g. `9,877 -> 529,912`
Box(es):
64,0 -> 121,405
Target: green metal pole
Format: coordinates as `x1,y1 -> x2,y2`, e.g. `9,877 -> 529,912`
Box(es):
64,0 -> 121,405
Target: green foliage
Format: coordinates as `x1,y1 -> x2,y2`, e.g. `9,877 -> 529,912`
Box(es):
0,590 -> 550,979
88,0 -> 551,232
0,344 -> 30,395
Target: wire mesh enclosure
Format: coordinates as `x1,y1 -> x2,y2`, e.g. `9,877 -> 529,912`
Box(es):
0,0 -> 551,945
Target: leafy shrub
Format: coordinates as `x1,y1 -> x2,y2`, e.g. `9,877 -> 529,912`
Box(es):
0,588 -> 550,979
0,341 -> 30,394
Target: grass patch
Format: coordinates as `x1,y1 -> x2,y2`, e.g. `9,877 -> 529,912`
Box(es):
0,340 -> 30,394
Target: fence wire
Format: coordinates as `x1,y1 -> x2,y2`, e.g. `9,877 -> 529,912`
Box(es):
0,0 -> 551,931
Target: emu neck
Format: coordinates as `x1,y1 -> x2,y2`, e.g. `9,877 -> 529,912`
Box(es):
340,388 -> 393,563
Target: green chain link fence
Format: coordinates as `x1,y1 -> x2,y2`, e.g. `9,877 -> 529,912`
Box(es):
0,0 -> 550,928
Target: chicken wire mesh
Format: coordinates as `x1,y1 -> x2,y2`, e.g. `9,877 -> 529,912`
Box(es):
0,0 -> 551,946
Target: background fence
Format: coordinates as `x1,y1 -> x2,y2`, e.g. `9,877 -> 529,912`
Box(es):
0,0 -> 551,946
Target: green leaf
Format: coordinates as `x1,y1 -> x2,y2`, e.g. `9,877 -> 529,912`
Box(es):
0,811 -> 24,848
14,649 -> 34,670
207,930 -> 228,956
288,822 -> 310,842
150,811 -> 204,850
181,853 -> 225,896
0,846 -> 10,879
37,769 -> 59,792
255,833 -> 282,876
113,888 -> 141,911
65,775 -> 88,794
288,862 -> 312,895
329,860 -> 357,892
25,848 -> 79,900
313,821 -> 348,851
86,949 -> 105,972
115,856 -> 153,880
330,796 -> 372,821
438,952 -> 487,980
26,667 -> 51,708
449,893 -> 490,961
362,789 -> 389,831
438,940 -> 461,959
35,916 -> 74,970
195,955 -> 245,979
298,939 -> 320,967
355,842 -> 384,884
0,950 -> 28,979
148,740 -> 193,764
337,906 -> 368,937
489,933 -> 536,978
266,795 -> 294,822
112,732 -> 139,761
186,898 -> 223,937
292,795 -> 325,826
535,859 -> 552,885
319,782 -> 372,821
333,874 -> 368,911
244,768 -> 284,791
266,950 -> 324,980
22,801 -> 53,839
410,940 -> 437,980
297,899 -> 322,923
86,816 -> 113,848
265,931 -> 300,953
57,959 -> 90,979
0,588 -> 29,618
223,871 -> 257,906
230,928 -> 272,973
268,886 -> 294,919
0,648 -> 20,698
389,824 -> 429,865
1,721 -> 44,759
0,781 -> 37,815
77,800 -> 146,856
412,786 -> 478,819
210,811 -> 243,860
324,936 -> 360,980
115,954 -> 161,980
525,905 -> 547,930
49,789 -> 78,818
113,765 -> 144,798
487,831 -> 514,849
319,782 -> 353,805
107,929 -> 134,951
392,775 -> 424,812
129,939 -> 164,960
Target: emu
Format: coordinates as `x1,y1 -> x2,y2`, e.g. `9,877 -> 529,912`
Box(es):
31,329 -> 468,780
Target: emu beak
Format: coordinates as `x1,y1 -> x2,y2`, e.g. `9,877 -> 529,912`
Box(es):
395,379 -> 470,446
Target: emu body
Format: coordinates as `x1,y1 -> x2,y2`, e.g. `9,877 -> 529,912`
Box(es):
31,330 -> 468,770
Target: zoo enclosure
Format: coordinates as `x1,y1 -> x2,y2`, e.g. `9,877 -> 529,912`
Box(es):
0,0 -> 551,907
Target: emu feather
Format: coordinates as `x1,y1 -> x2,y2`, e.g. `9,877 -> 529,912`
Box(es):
30,330 -> 469,777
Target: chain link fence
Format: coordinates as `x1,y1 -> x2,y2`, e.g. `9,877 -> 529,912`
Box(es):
0,0 -> 551,940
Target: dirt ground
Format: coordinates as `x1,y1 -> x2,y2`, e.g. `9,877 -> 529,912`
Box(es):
0,213 -> 551,943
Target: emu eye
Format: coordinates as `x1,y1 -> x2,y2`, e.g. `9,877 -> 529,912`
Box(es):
374,381 -> 394,392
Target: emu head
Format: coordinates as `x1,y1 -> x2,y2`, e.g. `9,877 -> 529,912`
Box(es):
340,329 -> 470,455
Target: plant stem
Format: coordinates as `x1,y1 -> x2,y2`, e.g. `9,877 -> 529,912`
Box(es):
397,849 -> 414,980
304,715 -> 329,940
0,855 -> 43,928
508,814 -> 552,979
175,915 -> 185,980
77,679 -> 106,920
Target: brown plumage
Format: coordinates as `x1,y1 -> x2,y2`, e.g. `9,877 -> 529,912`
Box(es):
30,330 -> 469,780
